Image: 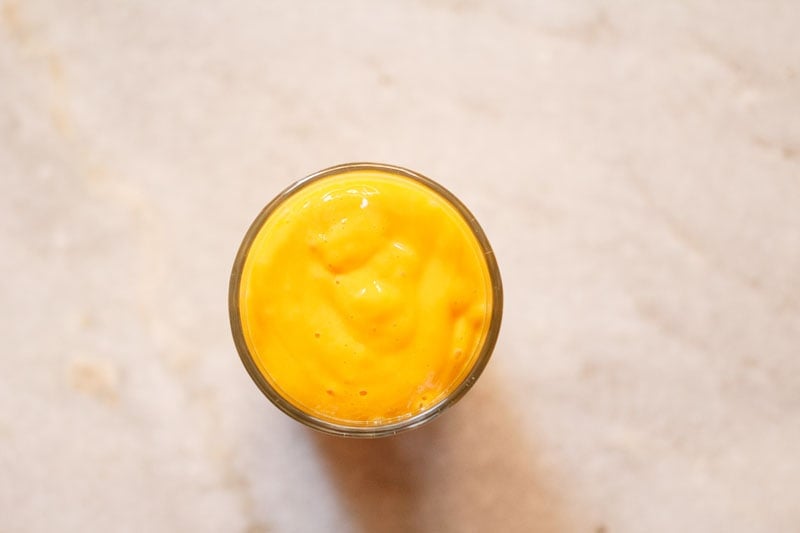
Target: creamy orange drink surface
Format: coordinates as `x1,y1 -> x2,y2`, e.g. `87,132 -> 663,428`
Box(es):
231,164 -> 500,433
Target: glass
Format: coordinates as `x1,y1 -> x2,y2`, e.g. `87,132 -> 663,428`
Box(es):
228,162 -> 503,437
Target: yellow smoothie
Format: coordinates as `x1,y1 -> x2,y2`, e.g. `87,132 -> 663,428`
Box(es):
236,166 -> 495,426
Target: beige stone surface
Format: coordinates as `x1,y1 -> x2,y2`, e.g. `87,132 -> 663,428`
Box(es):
2,1 -> 799,532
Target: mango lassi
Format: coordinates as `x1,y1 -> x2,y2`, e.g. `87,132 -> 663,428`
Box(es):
229,163 -> 501,436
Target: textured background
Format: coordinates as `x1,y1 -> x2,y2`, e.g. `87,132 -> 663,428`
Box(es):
2,1 -> 799,532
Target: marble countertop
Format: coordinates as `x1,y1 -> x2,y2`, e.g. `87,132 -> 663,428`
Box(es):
2,1 -> 799,532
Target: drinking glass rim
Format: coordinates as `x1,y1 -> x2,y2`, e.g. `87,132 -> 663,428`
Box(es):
228,162 -> 503,438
